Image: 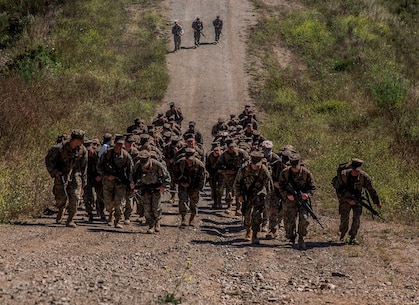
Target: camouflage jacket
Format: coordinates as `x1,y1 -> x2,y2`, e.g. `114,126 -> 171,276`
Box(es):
233,163 -> 272,197
278,166 -> 316,199
97,148 -> 133,183
215,148 -> 249,172
205,151 -> 220,177
335,169 -> 380,205
173,158 -> 206,191
132,159 -> 171,190
45,142 -> 88,183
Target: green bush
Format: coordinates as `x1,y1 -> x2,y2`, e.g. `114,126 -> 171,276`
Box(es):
368,63 -> 408,109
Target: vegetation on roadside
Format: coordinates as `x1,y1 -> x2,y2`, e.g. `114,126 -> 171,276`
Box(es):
249,0 -> 418,224
0,0 -> 168,222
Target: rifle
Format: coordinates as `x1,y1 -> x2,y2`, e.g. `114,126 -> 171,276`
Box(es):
60,175 -> 69,202
287,183 -> 324,229
352,191 -> 384,221
104,162 -> 131,187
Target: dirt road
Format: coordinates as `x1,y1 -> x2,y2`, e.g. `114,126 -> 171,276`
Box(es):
0,1 -> 417,305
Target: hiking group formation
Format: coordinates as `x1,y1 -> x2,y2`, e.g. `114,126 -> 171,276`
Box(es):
45,103 -> 383,250
171,15 -> 223,52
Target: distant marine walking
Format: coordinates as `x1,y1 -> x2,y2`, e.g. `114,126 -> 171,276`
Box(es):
212,15 -> 223,43
171,20 -> 184,52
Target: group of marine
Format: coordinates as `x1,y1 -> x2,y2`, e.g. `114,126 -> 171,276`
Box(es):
45,103 -> 382,250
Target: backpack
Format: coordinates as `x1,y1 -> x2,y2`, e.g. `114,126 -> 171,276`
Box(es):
331,161 -> 352,189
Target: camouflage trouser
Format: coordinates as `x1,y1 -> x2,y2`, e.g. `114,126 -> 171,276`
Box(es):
194,31 -> 201,45
243,194 -> 265,233
214,29 -> 221,41
209,173 -> 224,208
178,186 -> 199,216
268,193 -> 284,232
174,35 -> 181,51
339,201 -> 362,238
53,175 -> 83,221
134,193 -> 144,217
223,173 -> 238,208
283,199 -> 309,240
124,190 -> 133,220
139,191 -> 162,227
102,178 -> 127,222
83,180 -> 104,217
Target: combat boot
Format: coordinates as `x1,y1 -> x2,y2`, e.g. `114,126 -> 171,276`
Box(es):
107,214 -> 113,226
252,231 -> 260,245
266,229 -> 278,240
245,228 -> 252,241
189,214 -> 196,227
56,208 -> 64,224
235,201 -> 242,216
298,237 -> 306,250
65,213 -> 76,228
349,236 -> 360,245
88,213 -> 94,223
147,225 -> 155,234
154,220 -> 161,232
114,219 -> 123,229
339,232 -> 346,242
225,202 -> 232,214
124,218 -> 131,225
181,215 -> 188,227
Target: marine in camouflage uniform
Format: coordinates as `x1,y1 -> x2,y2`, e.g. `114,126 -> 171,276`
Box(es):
334,158 -> 382,244
234,151 -> 272,244
212,15 -> 223,43
45,129 -> 88,228
132,151 -> 171,234
163,136 -> 182,203
97,135 -> 134,229
123,134 -> 141,224
214,141 -> 249,215
259,140 -> 280,234
173,148 -> 206,227
205,144 -> 224,209
83,139 -> 105,222
278,153 -> 316,250
165,102 -> 183,126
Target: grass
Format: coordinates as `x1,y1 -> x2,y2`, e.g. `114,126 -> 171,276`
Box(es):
0,0 -> 168,222
249,0 -> 419,224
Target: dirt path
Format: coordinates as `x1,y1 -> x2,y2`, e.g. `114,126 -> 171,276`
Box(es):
0,1 -> 418,305
159,0 -> 256,146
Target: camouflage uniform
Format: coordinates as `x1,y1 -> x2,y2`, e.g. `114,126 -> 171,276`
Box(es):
214,143 -> 249,214
278,154 -> 316,249
192,18 -> 203,46
97,135 -> 133,228
212,16 -> 223,43
171,21 -> 184,52
124,136 -> 141,223
165,102 -> 183,126
83,139 -> 105,222
234,151 -> 272,244
334,158 -> 381,243
173,148 -> 206,226
45,129 -> 88,228
133,151 -> 171,233
205,147 -> 224,209
162,136 -> 182,202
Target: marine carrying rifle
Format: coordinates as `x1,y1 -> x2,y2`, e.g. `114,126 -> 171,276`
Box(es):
352,190 -> 384,221
103,162 -> 131,187
286,183 -> 324,229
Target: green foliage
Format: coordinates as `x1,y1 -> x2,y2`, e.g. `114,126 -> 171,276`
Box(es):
5,45 -> 57,79
280,10 -> 335,58
0,0 -> 168,222
250,0 -> 419,224
158,260 -> 192,305
368,63 -> 408,109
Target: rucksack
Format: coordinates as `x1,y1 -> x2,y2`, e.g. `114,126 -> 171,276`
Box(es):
331,161 -> 352,190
